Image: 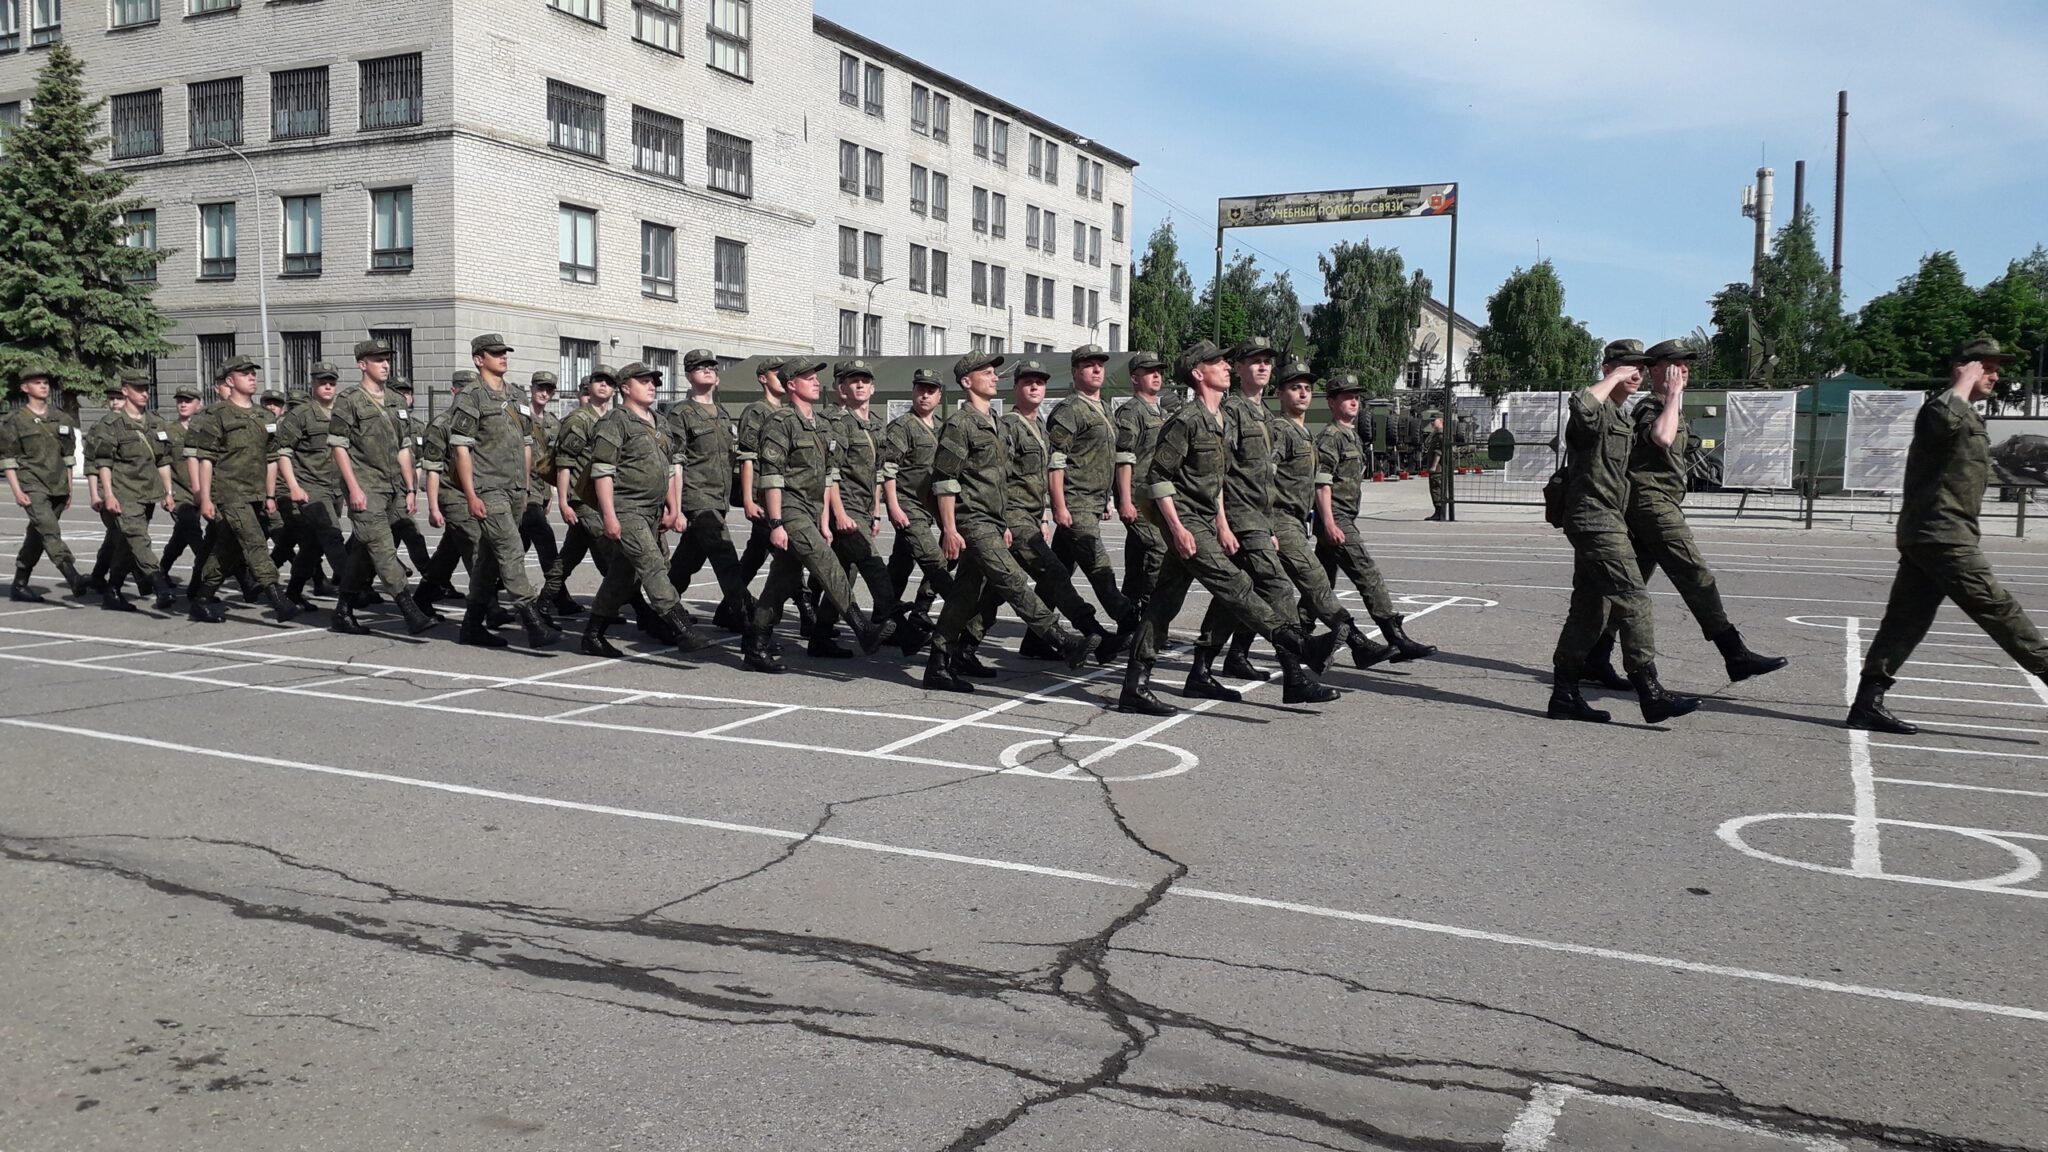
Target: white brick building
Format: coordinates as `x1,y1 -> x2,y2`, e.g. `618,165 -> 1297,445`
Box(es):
0,0 -> 1135,403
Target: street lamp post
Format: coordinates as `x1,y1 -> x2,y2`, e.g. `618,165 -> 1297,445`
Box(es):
865,276 -> 894,356
211,140 -> 273,392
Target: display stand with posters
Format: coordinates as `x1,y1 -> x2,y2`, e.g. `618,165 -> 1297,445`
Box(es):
1843,390 -> 1922,493
1721,390 -> 1800,490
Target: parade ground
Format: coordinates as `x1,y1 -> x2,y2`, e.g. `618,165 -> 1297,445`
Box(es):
3,486 -> 2044,1152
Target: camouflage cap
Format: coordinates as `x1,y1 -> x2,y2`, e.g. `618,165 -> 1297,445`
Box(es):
1953,335 -> 2017,365
530,371 -> 559,390
910,368 -> 944,388
391,375 -> 414,393
12,360 -> 57,385
469,333 -> 514,355
173,386 -> 203,402
451,369 -> 479,387
1174,340 -> 1229,384
220,354 -> 261,377
1601,338 -> 1650,366
1230,334 -> 1278,361
1275,359 -> 1316,385
118,367 -> 152,388
1323,373 -> 1367,396
755,356 -> 785,377
260,390 -> 287,406
309,361 -> 341,381
684,348 -> 720,370
588,364 -> 619,384
832,357 -> 877,381
1012,359 -> 1053,382
1126,351 -> 1168,373
1644,339 -> 1703,363
781,359 -> 828,382
100,377 -> 126,396
953,349 -> 1005,381
1069,343 -> 1110,366
352,337 -> 393,360
614,361 -> 662,382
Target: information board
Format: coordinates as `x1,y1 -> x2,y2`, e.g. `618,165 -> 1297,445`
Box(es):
1722,390 -> 1801,489
1500,392 -> 1566,483
1843,391 -> 1921,492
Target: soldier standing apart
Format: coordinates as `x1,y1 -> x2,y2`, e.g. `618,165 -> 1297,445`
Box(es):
3,363 -> 86,600
1546,340 -> 1698,724
1270,364 -> 1393,671
1313,375 -> 1440,664
1580,339 -> 1786,689
883,368 -> 954,624
536,368 -> 616,614
1113,351 -> 1170,616
819,359 -> 927,657
741,360 -> 882,673
581,362 -> 711,657
1850,337 -> 2048,732
157,386 -> 206,591
273,363 -> 351,613
326,339 -> 435,636
664,350 -> 755,633
1048,344 -> 1139,652
921,352 -> 1092,692
182,355 -> 299,623
1422,411 -> 1451,521
85,369 -> 176,612
448,334 -> 559,649
520,372 -> 573,615
1116,342 -> 1330,715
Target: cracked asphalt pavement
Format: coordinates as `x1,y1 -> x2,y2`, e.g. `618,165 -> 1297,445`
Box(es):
3,500 -> 2045,1150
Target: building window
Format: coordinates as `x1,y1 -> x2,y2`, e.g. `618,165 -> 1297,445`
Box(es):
187,76 -> 241,149
862,313 -> 881,357
547,0 -> 601,22
367,328 -> 412,380
1045,140 -> 1059,186
560,338 -> 597,391
1107,322 -> 1120,353
1112,202 -> 1125,243
1091,160 -> 1104,202
632,0 -> 680,54
1043,210 -> 1056,257
838,52 -> 858,108
1040,275 -> 1054,319
198,201 -> 235,279
281,332 -> 320,389
714,237 -> 746,311
558,203 -> 597,284
990,119 -> 1008,168
929,326 -> 946,354
1089,289 -> 1100,329
109,90 -> 162,159
930,172 -> 949,221
862,62 -> 883,118
863,147 -> 883,201
907,322 -> 925,356
360,54 -> 422,130
643,346 -> 677,392
972,110 -> 987,159
910,164 -> 928,215
198,334 -> 236,388
270,66 -> 328,141
1028,133 -> 1042,178
1024,273 -> 1040,317
706,128 -> 751,197
862,231 -> 882,282
281,195 -> 321,276
1072,219 -> 1085,263
910,83 -> 929,134
971,333 -> 985,355
371,187 -> 413,270
631,105 -> 684,181
930,93 -> 950,143
28,0 -> 55,46
989,265 -> 1005,310
0,4 -> 16,52
0,103 -> 17,152
930,249 -> 948,298
111,0 -> 156,29
1076,154 -> 1090,197
837,310 -> 856,357
1110,263 -> 1123,303
123,208 -> 157,282
641,221 -> 676,299
972,186 -> 987,233
837,226 -> 858,279
990,192 -> 1006,239
1072,284 -> 1085,328
547,79 -> 605,159
1025,205 -> 1040,251
707,0 -> 749,77
190,0 -> 236,13
971,260 -> 986,306
908,243 -> 927,293
1089,226 -> 1102,267
838,140 -> 859,194
989,336 -> 1006,355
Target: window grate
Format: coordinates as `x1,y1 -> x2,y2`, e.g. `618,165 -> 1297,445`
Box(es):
270,66 -> 328,141
547,79 -> 605,159
110,90 -> 162,159
360,54 -> 422,130
713,237 -> 746,311
560,338 -> 597,393
631,105 -> 684,182
706,128 -> 751,197
281,332 -> 320,390
198,334 -> 236,388
188,77 -> 242,149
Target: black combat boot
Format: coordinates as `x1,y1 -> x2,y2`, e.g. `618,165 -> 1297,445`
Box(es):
581,614 -> 624,658
311,571 -> 336,599
807,627 -> 853,658
895,611 -> 935,657
923,647 -> 973,693
486,604 -> 516,630
1847,674 -> 1917,735
1305,627 -> 1342,676
10,569 -> 43,602
1183,646 -> 1242,702
515,600 -> 561,648
1053,627 -> 1092,670
187,596 -> 226,624
843,605 -> 885,655
412,579 -> 450,614
712,594 -> 746,633
1579,631 -> 1631,690
1116,656 -> 1175,716
1269,623 -> 1312,661
951,641 -> 999,679
101,584 -> 139,612
264,585 -> 303,622
1279,650 -> 1339,705
1630,663 -> 1701,724
1343,619 -> 1395,670
56,558 -> 87,596
1221,630 -> 1261,679
1017,629 -> 1061,660
329,596 -> 371,635
394,591 -> 437,636
1096,613 -> 1137,665
662,605 -> 714,652
742,627 -> 786,673
1373,613 -> 1438,662
458,602 -> 508,648
634,598 -> 678,644
550,586 -> 585,618
1546,672 -> 1611,723
796,587 -> 819,639
152,573 -> 177,612
1713,626 -> 1789,683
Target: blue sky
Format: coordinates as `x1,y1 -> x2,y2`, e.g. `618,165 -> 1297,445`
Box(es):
817,0 -> 2048,344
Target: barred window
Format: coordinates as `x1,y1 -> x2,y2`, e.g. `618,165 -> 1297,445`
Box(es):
360,54 -> 422,130
369,329 -> 412,381
862,231 -> 882,283
547,0 -> 601,21
641,221 -> 675,300
198,201 -> 236,279
547,80 -> 605,159
929,249 -> 948,298
271,66 -> 328,141
706,128 -> 751,197
642,347 -> 677,392
191,0 -> 237,13
111,0 -> 157,28
281,195 -> 321,275
910,83 -> 929,135
910,164 -> 928,215
863,147 -> 882,201
930,93 -> 950,143
123,208 -> 157,282
707,0 -> 749,77
631,105 -> 683,181
371,187 -> 413,271
198,335 -> 236,387
188,77 -> 242,149
930,172 -> 948,221
560,338 -> 596,392
971,261 -> 986,306
862,313 -> 881,357
632,0 -> 680,53
838,228 -> 859,279
713,237 -> 746,311
838,53 -> 858,107
558,203 -> 597,284
281,332 -> 320,390
837,310 -> 856,357
908,243 -> 927,293
110,90 -> 162,159
862,63 -> 883,117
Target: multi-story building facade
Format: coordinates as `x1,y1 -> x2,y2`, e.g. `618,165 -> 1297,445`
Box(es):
0,1 -> 1134,402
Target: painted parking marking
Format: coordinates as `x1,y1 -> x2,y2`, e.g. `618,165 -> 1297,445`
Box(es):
1503,1083 -> 1845,1152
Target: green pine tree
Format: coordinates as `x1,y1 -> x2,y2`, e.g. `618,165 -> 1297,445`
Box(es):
0,40 -> 172,398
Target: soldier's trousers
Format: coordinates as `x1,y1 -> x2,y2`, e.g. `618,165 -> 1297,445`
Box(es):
161,503 -> 203,577
1863,542 -> 2048,681
1315,520 -> 1397,620
1137,518 -> 1286,662
519,500 -> 559,574
393,514 -> 431,573
750,508 -> 858,636
967,524 -> 1100,645
466,490 -> 537,609
1198,533 -> 1299,649
422,496 -> 478,592
539,503 -> 612,600
1121,517 -> 1165,610
1429,470 -> 1449,512
14,488 -> 74,572
193,500 -> 281,600
592,506 -> 682,619
1625,515 -> 1730,639
931,519 -> 1062,658
886,507 -> 953,604
829,523 -> 903,621
341,489 -> 413,596
668,507 -> 750,604
1052,517 -> 1134,623
289,492 -> 349,594
738,514 -> 775,583
269,498 -> 304,568
98,503 -> 161,584
1273,517 -> 1351,630
1552,528 -> 1657,676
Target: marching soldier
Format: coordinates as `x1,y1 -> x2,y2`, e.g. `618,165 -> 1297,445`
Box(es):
386,377 -> 436,581
535,366 -> 617,614
84,369 -> 176,612
521,371 -> 574,615
921,351 -> 1091,692
1113,351 -> 1169,615
580,362 -> 711,657
883,367 -> 953,624
1270,363 -> 1392,670
447,334 -> 559,649
1580,339 -> 1786,689
273,362 -> 350,613
740,359 -> 882,672
1048,344 -> 1138,648
1116,341 -> 1331,715
326,339 -> 435,635
663,349 -> 753,631
182,355 -> 300,623
157,385 -> 207,593
1850,336 -> 2048,732
819,358 -> 927,657
1422,410 -> 1450,521
1313,375 -> 1439,663
3,362 -> 86,600
736,358 -> 798,623
1546,340 -> 1698,724
416,369 -> 481,613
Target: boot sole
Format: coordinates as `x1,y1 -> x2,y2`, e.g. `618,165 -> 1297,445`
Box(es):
1846,712 -> 1917,735
1117,698 -> 1176,716
1640,701 -> 1702,724
1727,657 -> 1791,684
1546,707 -> 1611,722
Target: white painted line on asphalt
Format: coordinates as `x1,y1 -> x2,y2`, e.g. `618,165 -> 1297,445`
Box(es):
693,704 -> 800,736
1502,1084 -> 1845,1152
1869,742 -> 2048,763
8,715 -> 2048,1025
0,604 -> 71,618
867,650 -> 1144,756
0,638 -> 75,653
547,693 -> 649,721
1911,719 -> 2048,736
293,675 -> 367,691
1894,675 -> 2037,690
1875,777 -> 2048,800
1501,1084 -> 1571,1151
1844,619 -> 1883,876
413,658 -> 615,705
1891,694 -> 2048,709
